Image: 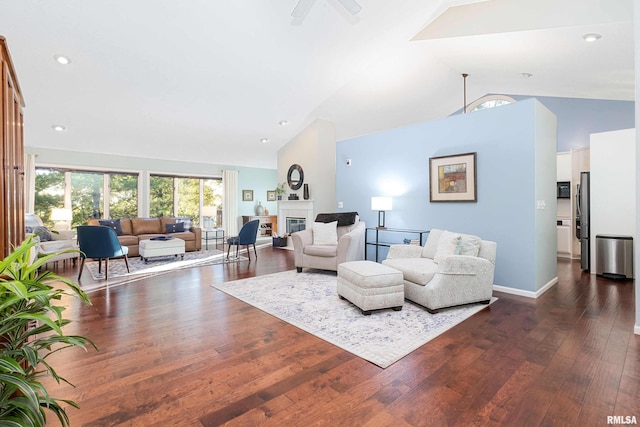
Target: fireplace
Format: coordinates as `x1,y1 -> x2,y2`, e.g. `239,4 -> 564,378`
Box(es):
286,217 -> 306,234
278,200 -> 314,249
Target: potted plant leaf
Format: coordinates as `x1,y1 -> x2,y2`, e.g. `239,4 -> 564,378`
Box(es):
0,235 -> 95,427
274,182 -> 287,200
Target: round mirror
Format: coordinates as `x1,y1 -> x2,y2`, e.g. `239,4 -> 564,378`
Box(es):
287,164 -> 304,190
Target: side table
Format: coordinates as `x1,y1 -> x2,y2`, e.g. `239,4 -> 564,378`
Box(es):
203,228 -> 225,250
365,228 -> 429,262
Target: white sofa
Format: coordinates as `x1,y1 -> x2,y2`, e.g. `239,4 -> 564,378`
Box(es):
382,228 -> 496,313
291,212 -> 365,273
25,213 -> 79,267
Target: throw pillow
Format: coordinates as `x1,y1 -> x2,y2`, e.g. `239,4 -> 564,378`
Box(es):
459,234 -> 482,257
165,222 -> 185,234
176,217 -> 192,230
99,219 -> 123,236
421,228 -> 444,259
433,230 -> 461,263
27,225 -> 53,242
314,212 -> 359,226
313,221 -> 338,245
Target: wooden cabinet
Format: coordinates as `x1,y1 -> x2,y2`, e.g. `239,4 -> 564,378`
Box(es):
0,37 -> 25,258
242,215 -> 277,237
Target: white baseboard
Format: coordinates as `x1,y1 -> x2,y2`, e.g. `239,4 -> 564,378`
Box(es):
635,325 -> 640,335
493,276 -> 558,299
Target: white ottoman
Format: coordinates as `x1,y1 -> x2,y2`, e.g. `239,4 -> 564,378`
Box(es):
139,238 -> 185,263
337,260 -> 404,315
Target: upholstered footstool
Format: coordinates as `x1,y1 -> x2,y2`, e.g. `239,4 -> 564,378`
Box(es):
337,260 -> 404,315
139,238 -> 185,263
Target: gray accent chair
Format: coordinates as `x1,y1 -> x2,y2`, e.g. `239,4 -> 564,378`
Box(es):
291,213 -> 365,273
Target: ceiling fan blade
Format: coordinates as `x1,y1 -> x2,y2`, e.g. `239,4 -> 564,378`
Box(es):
292,0 -> 315,18
337,0 -> 362,15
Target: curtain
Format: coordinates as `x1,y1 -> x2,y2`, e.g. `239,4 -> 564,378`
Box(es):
24,153 -> 36,213
222,169 -> 238,237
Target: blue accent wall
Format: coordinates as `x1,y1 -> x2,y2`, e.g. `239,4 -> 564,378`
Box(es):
511,96 -> 633,152
336,98 -> 557,293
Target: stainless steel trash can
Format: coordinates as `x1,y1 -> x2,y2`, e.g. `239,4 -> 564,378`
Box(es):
595,235 -> 633,279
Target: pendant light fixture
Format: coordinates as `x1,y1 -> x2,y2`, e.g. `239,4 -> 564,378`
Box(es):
462,73 -> 469,114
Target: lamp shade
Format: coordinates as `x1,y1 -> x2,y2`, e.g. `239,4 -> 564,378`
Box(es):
202,206 -> 217,217
371,197 -> 392,211
51,208 -> 72,221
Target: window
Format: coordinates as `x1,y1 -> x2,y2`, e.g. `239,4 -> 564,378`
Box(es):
150,174 -> 223,227
34,167 -> 139,227
467,95 -> 516,113
109,173 -> 138,219
34,168 -> 65,227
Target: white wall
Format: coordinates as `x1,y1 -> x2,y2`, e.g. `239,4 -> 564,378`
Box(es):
635,0 -> 640,335
277,119 -> 336,215
590,129 -> 636,273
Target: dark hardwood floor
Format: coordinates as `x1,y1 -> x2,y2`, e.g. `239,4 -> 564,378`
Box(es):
43,247 -> 639,426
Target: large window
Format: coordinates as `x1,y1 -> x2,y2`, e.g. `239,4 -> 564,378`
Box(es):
150,174 -> 223,227
33,169 -> 65,227
34,167 -> 139,227
71,171 -> 104,224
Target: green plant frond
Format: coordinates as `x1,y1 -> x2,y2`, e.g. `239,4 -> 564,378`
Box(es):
0,239 -> 37,273
0,237 -> 92,425
0,357 -> 25,374
0,280 -> 29,299
14,313 -> 64,336
25,249 -> 80,276
0,399 -> 42,427
0,374 -> 41,410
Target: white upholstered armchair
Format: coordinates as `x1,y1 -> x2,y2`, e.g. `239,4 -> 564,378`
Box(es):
382,228 -> 496,313
291,212 -> 365,273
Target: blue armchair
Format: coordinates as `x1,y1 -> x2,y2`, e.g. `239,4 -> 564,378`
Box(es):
77,225 -> 130,281
226,219 -> 260,260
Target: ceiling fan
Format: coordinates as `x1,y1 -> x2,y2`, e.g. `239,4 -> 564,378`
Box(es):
292,0 -> 362,19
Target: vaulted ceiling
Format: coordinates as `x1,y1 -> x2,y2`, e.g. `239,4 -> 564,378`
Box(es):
0,0 -> 633,169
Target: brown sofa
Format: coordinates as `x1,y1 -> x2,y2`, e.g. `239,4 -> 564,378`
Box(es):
87,217 -> 202,257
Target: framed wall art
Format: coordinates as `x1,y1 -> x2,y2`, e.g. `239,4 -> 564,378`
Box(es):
242,189 -> 254,201
267,190 -> 276,201
429,152 -> 477,202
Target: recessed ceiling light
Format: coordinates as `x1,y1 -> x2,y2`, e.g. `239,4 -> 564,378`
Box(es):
278,120 -> 288,126
53,54 -> 71,65
583,33 -> 602,42
260,138 -> 269,143
52,124 -> 66,132
521,72 -> 533,78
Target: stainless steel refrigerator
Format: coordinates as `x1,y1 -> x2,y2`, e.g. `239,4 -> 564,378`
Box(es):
576,171 -> 590,270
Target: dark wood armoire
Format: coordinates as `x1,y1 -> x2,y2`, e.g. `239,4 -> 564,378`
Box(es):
0,36 -> 25,259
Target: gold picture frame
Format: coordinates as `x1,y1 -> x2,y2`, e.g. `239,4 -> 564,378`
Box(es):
429,152 -> 477,202
242,190 -> 253,201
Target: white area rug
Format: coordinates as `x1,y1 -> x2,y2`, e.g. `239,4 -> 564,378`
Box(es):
212,270 -> 496,368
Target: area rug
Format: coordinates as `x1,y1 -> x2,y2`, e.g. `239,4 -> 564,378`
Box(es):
82,249 -> 247,292
212,270 -> 496,368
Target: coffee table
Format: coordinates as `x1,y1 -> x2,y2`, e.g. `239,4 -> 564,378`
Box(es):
139,238 -> 186,264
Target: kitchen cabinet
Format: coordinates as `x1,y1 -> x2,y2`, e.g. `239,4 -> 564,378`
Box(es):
557,225 -> 571,255
557,152 -> 571,182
